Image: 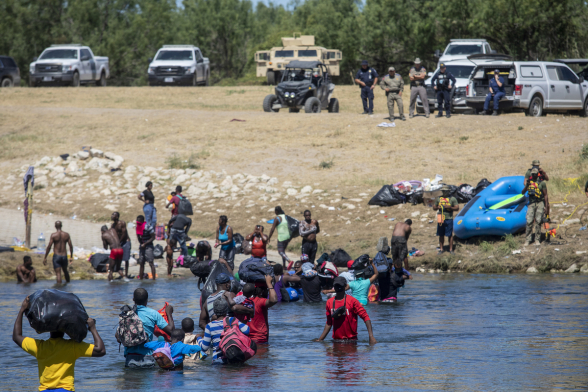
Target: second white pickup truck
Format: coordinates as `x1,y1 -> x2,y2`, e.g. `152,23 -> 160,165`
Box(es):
29,44 -> 110,87
148,45 -> 210,86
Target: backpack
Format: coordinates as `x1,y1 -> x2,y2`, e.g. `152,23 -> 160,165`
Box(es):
219,317 -> 257,364
115,305 -> 148,349
190,259 -> 216,289
317,260 -> 339,278
351,254 -> 370,270
233,233 -> 245,253
152,343 -> 176,370
373,251 -> 391,273
90,253 -> 110,272
153,244 -> 164,259
330,249 -> 352,268
177,195 -> 193,216
238,257 -> 274,283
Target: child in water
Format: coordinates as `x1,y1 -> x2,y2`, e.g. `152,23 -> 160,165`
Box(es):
233,283 -> 255,324
181,317 -> 202,361
145,329 -> 202,370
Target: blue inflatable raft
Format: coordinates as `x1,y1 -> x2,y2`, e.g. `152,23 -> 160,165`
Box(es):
453,176 -> 529,239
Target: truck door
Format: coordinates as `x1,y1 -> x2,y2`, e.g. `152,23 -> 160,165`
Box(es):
195,50 -> 203,82
546,66 -> 566,107
80,49 -> 95,81
255,51 -> 270,77
557,65 -> 583,108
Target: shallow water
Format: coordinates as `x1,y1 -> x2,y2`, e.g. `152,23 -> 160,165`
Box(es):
1,273 -> 587,391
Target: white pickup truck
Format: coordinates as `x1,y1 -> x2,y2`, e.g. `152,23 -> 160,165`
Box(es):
435,39 -> 495,67
148,45 -> 210,86
29,45 -> 109,87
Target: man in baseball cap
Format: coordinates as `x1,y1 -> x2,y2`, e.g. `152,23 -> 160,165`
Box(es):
522,167 -> 549,246
408,58 -> 429,118
379,65 -> 406,120
480,69 -> 505,116
433,185 -> 459,254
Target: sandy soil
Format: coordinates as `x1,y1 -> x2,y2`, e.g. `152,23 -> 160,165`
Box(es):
0,86 -> 587,273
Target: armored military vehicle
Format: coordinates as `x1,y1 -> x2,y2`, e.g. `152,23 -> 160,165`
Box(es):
255,34 -> 342,85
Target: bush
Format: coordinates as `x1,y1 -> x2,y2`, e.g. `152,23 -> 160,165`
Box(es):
318,157 -> 334,169
580,144 -> 588,160
166,153 -> 202,170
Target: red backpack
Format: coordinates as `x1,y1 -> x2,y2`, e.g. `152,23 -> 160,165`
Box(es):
219,317 -> 257,364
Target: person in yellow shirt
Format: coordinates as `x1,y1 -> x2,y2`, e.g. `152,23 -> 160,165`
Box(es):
12,296 -> 106,392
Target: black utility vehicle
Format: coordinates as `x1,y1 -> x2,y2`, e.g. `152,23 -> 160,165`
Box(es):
0,56 -> 20,87
263,60 -> 339,113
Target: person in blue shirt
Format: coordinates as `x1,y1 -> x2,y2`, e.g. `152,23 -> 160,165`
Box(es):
124,288 -> 175,368
431,63 -> 457,118
145,329 -> 202,370
322,260 -> 379,306
354,60 -> 379,114
480,69 -> 506,116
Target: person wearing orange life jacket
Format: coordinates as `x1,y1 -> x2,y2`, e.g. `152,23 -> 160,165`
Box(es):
433,185 -> 459,254
524,160 -> 549,185
522,168 -> 549,246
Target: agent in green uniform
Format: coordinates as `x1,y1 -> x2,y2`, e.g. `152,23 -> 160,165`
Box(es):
267,206 -> 292,267
433,185 -> 459,254
522,168 -> 549,246
379,66 -> 405,121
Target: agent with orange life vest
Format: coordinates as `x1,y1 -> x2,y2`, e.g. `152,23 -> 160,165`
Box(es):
522,168 -> 549,246
433,185 -> 459,254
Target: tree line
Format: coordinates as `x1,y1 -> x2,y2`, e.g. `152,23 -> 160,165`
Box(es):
1,0 -> 588,85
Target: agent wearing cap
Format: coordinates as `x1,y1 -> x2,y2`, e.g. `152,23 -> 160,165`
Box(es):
431,63 -> 456,118
522,168 -> 549,246
408,58 -> 429,118
480,69 -> 505,116
315,276 -> 376,344
525,160 -> 549,185
433,185 -> 459,254
354,60 -> 379,114
379,66 -> 405,121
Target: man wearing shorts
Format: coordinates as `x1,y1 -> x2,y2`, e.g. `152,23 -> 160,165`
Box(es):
43,221 -> 73,284
299,210 -> 320,264
136,215 -> 156,280
112,212 -> 132,278
391,219 -> 412,270
101,225 -> 124,281
433,185 -> 459,254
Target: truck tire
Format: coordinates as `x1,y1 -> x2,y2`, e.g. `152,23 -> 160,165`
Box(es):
581,97 -> 588,117
263,94 -> 279,112
328,98 -> 339,113
304,97 -> 321,113
96,72 -> 106,87
29,78 -> 36,88
267,71 -> 275,85
527,95 -> 543,117
1,78 -> 13,88
71,72 -> 80,87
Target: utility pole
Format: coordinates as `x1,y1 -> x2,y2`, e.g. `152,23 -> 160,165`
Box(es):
25,172 -> 33,249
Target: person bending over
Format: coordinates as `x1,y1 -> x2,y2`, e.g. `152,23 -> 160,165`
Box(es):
391,219 -> 412,270
17,255 -> 37,283
195,240 -> 212,262
315,276 -> 376,344
13,296 -> 106,391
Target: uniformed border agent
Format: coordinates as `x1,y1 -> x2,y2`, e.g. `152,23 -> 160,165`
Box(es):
522,168 -> 550,246
379,66 -> 405,121
431,62 -> 456,118
408,58 -> 429,118
355,60 -> 379,115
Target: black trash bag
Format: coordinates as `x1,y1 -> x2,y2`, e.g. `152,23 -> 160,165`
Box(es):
25,289 -> 89,343
238,257 -> 275,283
446,185 -> 459,198
233,233 -> 244,254
330,249 -> 352,268
407,190 -> 424,205
355,265 -> 375,279
285,215 -> 300,239
368,185 -> 406,206
454,183 -> 474,203
351,254 -> 371,270
180,255 -> 198,268
473,179 -> 492,196
89,253 -> 109,272
153,244 -> 164,259
191,259 -> 215,280
200,262 -> 239,303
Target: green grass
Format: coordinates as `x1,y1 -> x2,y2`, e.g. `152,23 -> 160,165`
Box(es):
166,153 -> 203,170
318,157 -> 334,170
226,89 -> 246,95
479,241 -> 493,253
518,126 -> 523,130
496,234 -> 518,255
138,133 -> 155,140
189,230 -> 214,238
459,136 -> 469,142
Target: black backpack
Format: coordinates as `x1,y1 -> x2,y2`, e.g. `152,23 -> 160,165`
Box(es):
90,253 -> 110,272
330,249 -> 352,268
177,195 -> 193,216
233,233 -> 245,253
153,244 -> 164,259
285,215 -> 300,239
238,257 -> 274,283
351,254 -> 370,270
190,259 -> 216,288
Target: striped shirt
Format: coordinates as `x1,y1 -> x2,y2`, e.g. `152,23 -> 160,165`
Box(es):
198,317 -> 249,360
206,290 -> 226,320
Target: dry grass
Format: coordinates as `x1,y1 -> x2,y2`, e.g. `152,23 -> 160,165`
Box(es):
0,86 -> 587,271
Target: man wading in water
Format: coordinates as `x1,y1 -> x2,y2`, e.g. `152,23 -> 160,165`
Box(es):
391,219 -> 412,270
43,221 -> 73,285
101,225 -> 125,282
111,212 -> 132,278
300,210 -> 320,264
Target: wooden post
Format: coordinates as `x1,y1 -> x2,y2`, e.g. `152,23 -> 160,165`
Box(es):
25,178 -> 33,249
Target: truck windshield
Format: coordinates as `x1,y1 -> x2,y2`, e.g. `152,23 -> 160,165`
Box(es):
275,50 -> 294,57
444,65 -> 474,78
298,50 -> 317,57
39,49 -> 78,60
284,68 -> 319,81
156,51 -> 193,61
445,45 -> 483,55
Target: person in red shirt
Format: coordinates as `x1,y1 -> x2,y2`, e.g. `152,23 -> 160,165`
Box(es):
169,186 -> 183,217
249,275 -> 278,343
316,276 -> 376,344
245,225 -> 268,258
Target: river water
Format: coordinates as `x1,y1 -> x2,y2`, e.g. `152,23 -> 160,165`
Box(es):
1,273 -> 587,391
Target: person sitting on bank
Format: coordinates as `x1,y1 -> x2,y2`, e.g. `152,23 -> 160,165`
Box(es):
13,296 -> 106,391
17,255 -> 37,283
525,160 -> 549,185
315,276 -> 376,344
145,329 -> 202,370
122,288 -> 175,368
480,69 -> 505,116
522,168 -> 549,246
433,185 -> 459,254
